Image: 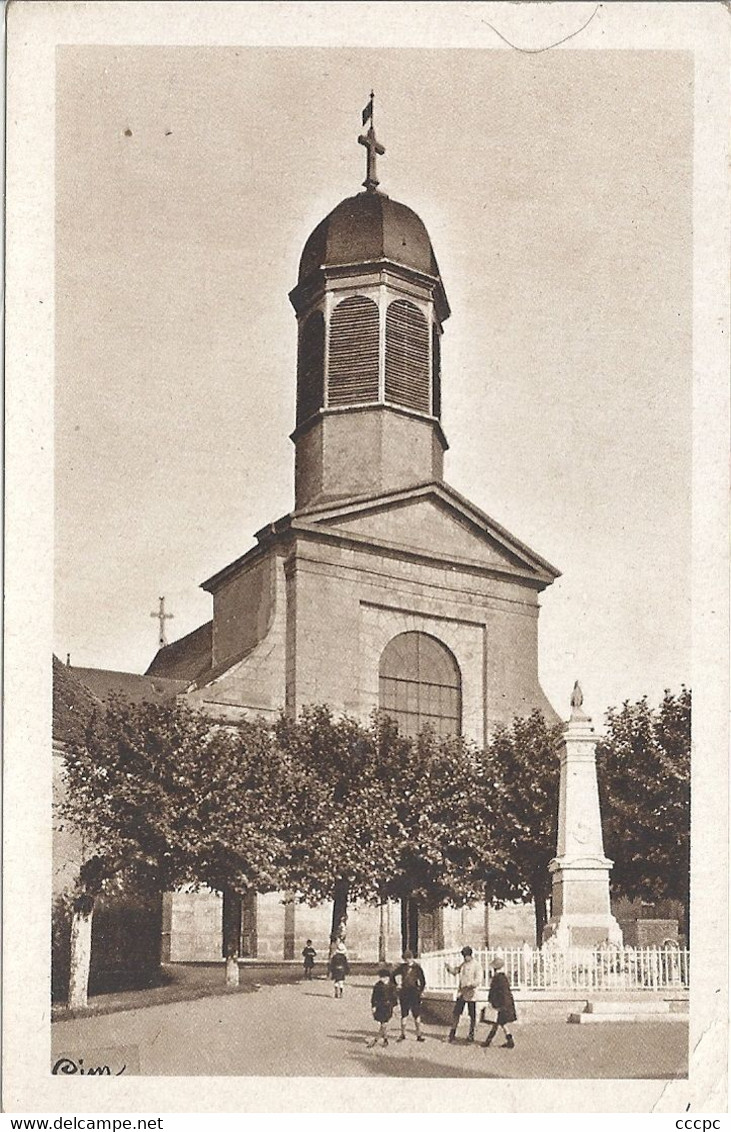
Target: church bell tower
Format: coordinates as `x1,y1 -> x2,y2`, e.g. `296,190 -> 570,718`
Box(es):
289,100 -> 451,510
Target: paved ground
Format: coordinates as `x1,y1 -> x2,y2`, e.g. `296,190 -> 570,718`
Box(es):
52,962 -> 310,1021
52,973 -> 688,1078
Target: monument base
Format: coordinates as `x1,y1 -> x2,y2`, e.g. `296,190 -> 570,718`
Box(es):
543,911 -> 624,949
543,855 -> 623,948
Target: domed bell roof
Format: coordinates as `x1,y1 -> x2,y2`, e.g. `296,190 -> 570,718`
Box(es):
298,190 -> 445,294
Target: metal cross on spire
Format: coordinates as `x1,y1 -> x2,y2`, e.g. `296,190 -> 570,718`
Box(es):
151,595 -> 174,648
358,91 -> 385,193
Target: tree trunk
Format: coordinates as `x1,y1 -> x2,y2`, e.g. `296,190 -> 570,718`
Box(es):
222,886 -> 243,987
532,888 -> 548,947
400,896 -> 419,955
378,901 -> 387,963
484,883 -> 492,949
682,899 -> 690,948
331,878 -> 349,943
409,898 -> 419,955
67,898 -> 94,1011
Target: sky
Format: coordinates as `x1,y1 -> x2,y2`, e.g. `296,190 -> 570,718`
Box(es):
54,45 -> 693,721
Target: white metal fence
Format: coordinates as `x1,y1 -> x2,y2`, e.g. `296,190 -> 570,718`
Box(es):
420,945 -> 689,993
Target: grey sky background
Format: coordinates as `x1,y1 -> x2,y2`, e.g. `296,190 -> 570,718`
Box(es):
54,46 -> 692,720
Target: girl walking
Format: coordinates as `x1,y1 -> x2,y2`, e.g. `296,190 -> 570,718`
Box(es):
482,956 -> 517,1048
368,968 -> 399,1047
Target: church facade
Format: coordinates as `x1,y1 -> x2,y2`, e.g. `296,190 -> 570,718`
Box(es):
142,116 -> 561,961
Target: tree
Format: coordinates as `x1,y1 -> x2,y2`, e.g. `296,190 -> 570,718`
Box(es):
597,688 -> 691,938
275,706 -> 399,945
479,710 -> 564,945
59,698 -> 213,1007
188,718 -> 302,985
375,720 -> 496,952
59,700 -> 297,1001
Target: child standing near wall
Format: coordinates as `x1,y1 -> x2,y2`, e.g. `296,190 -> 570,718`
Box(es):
301,939 -> 316,980
328,940 -> 350,998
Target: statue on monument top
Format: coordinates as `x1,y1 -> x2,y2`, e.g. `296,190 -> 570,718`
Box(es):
570,680 -> 589,721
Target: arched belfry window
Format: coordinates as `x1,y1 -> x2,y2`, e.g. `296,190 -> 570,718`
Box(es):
379,631 -> 461,739
385,300 -> 430,414
296,311 -> 325,425
328,295 -> 379,406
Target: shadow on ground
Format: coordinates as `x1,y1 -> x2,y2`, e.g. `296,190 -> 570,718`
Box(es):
329,1028 -> 501,1078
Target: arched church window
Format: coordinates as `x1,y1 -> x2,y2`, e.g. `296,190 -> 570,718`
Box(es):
379,631 -> 461,739
296,310 -> 325,425
385,300 -> 430,414
432,323 -> 442,418
328,295 -> 379,406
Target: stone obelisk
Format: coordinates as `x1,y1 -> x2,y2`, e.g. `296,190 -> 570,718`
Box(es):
543,683 -> 623,948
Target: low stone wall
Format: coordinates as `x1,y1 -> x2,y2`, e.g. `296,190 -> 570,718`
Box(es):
619,919 -> 679,947
421,988 -> 689,1025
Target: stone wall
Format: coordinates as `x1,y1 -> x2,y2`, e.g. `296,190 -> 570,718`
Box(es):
187,548 -> 288,719
619,919 -> 680,947
162,890 -> 222,963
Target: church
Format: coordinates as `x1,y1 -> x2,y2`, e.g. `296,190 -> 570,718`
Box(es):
63,106 -> 562,963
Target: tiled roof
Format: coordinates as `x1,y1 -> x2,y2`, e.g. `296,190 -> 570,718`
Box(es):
145,620 -> 213,682
52,655 -> 101,743
70,667 -> 188,705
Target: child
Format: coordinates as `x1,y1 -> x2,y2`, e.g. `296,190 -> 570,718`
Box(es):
482,956 -> 517,1048
368,967 -> 398,1047
301,939 -> 316,980
328,940 -> 350,998
445,945 -> 481,1043
393,949 -> 427,1042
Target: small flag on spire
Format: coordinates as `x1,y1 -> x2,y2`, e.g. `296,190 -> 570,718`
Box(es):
362,91 -> 374,126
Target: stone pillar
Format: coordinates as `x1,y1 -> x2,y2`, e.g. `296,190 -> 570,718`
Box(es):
543,685 -> 623,948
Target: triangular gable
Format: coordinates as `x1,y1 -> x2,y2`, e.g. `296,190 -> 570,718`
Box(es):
293,481 -> 560,584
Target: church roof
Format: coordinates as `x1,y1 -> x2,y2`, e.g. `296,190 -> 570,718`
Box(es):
68,666 -> 188,706
52,654 -> 101,744
146,620 -> 213,682
298,191 -> 444,291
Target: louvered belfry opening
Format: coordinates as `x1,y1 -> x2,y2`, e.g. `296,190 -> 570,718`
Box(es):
328,295 -> 379,406
432,323 -> 442,418
385,299 -> 430,414
296,310 -> 325,425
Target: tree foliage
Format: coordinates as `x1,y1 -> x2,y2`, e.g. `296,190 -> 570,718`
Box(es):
61,699 -> 303,901
58,686 -> 691,974
60,699 -> 304,987
597,688 -> 691,918
376,719 -> 495,909
479,710 -> 564,944
275,706 -> 397,939
60,697 -> 214,903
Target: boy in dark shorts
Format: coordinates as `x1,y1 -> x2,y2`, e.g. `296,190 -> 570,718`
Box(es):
393,949 -> 427,1041
482,956 -> 517,1048
301,939 -> 316,980
368,967 -> 398,1047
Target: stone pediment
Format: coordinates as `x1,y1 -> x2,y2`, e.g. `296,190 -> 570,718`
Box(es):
292,481 -> 560,586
